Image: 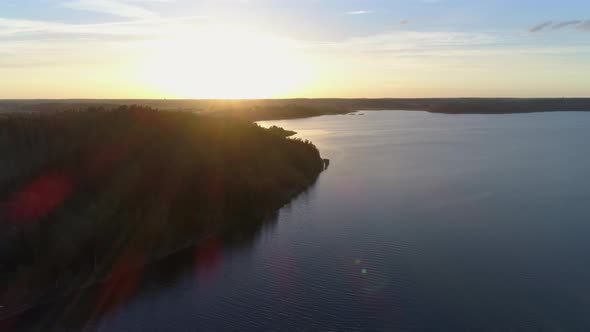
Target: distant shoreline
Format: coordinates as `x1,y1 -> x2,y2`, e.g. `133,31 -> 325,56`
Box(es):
1,98 -> 590,121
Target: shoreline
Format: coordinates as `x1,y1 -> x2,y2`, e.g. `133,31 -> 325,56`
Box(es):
2,98 -> 590,122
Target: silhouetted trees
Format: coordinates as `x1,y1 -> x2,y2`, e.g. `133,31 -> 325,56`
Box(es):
0,106 -> 324,315
267,125 -> 297,137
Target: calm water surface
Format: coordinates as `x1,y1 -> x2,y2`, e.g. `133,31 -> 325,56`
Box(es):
92,111 -> 590,331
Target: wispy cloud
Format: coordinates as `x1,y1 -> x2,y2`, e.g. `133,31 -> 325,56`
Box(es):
61,0 -> 162,19
306,29 -> 590,60
0,14 -> 201,68
529,21 -> 552,33
313,31 -> 501,57
578,20 -> 590,31
0,15 -> 207,69
346,10 -> 373,15
552,20 -> 582,29
0,16 -> 203,38
529,19 -> 590,32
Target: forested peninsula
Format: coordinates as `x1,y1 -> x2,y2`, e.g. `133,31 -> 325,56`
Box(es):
0,106 -> 325,318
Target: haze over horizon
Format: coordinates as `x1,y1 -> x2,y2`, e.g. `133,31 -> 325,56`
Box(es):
1,0 -> 589,99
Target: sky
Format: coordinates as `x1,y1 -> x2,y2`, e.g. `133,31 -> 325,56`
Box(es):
0,0 -> 589,98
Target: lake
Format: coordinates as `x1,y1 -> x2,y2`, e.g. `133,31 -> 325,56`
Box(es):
57,111 -> 590,330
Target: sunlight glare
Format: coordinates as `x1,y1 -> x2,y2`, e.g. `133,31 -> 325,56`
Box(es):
139,26 -> 312,99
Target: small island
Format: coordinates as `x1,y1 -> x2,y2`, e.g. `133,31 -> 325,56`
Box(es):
0,106 -> 325,317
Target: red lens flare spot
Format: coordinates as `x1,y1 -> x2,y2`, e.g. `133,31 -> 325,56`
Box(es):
194,238 -> 222,281
5,172 -> 74,223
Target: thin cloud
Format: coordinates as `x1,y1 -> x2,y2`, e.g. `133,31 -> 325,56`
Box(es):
0,16 -> 204,38
308,28 -> 590,59
346,10 -> 373,15
61,0 -> 160,19
529,21 -> 552,32
552,20 -> 582,29
0,14 -> 204,68
315,31 -> 501,56
529,19 -> 590,32
577,20 -> 590,31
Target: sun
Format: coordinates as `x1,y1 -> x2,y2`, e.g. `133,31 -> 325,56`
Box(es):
138,25 -> 312,99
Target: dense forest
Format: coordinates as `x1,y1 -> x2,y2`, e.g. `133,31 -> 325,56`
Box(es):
0,106 -> 325,319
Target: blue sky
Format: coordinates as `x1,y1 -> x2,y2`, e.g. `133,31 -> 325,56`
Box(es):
1,0 -> 589,98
